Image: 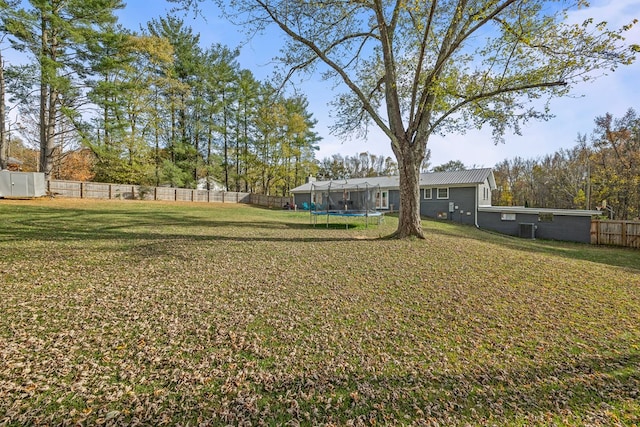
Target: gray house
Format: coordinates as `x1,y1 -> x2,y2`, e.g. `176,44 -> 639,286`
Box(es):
478,206 -> 600,243
291,168 -> 496,224
292,168 -> 600,243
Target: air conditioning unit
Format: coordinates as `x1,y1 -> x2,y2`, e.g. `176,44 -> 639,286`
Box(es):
519,222 -> 536,239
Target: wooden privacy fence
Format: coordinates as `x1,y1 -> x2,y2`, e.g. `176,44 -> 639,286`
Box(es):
591,220 -> 640,248
47,180 -> 292,209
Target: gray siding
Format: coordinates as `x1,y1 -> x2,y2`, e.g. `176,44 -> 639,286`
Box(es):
294,189 -> 393,211
420,186 -> 476,225
292,193 -> 311,209
388,190 -> 401,211
477,211 -> 593,243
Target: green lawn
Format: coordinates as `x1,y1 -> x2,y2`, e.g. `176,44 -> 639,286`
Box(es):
1,199 -> 639,426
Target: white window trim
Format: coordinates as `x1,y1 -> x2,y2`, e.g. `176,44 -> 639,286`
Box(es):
437,187 -> 449,199
501,212 -> 516,221
424,188 -> 432,199
376,190 -> 389,209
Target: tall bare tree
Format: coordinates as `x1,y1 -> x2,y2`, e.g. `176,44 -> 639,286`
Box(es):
0,45 -> 7,170
590,109 -> 640,220
172,0 -> 637,237
0,0 -> 20,170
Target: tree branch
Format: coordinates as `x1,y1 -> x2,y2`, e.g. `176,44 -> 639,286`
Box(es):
254,0 -> 394,140
409,0 -> 437,126
429,79 -> 568,133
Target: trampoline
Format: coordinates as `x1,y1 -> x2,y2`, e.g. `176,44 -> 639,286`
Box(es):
310,210 -> 384,228
309,180 -> 384,228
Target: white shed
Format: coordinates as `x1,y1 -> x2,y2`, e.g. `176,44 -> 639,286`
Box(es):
0,171 -> 46,198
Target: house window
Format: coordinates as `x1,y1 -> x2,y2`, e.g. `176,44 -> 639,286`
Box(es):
539,213 -> 554,222
501,213 -> 516,221
437,188 -> 449,199
424,188 -> 432,199
376,190 -> 389,209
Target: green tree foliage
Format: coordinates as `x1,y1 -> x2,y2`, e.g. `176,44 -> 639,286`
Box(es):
0,1 -> 20,170
431,160 -> 467,173
0,43 -> 7,170
87,32 -> 175,184
174,0 -> 637,237
233,69 -> 260,192
146,16 -> 203,188
492,109 -> 639,220
317,152 -> 398,180
4,0 -> 124,179
589,109 -> 640,220
2,3 -> 321,190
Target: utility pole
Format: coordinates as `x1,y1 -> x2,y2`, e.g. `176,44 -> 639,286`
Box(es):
586,158 -> 591,210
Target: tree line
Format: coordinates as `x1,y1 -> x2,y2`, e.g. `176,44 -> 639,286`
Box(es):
492,109 -> 639,220
0,1 -> 320,195
1,2 -> 637,220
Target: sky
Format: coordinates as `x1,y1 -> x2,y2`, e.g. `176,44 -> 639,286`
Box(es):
8,0 -> 640,169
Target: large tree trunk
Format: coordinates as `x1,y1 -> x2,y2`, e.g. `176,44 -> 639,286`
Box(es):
39,15 -> 50,178
393,140 -> 425,239
40,87 -> 57,179
39,15 -> 58,179
0,50 -> 7,170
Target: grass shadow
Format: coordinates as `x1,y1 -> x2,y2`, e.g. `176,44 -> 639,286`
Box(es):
0,204 -> 376,245
421,219 -> 640,272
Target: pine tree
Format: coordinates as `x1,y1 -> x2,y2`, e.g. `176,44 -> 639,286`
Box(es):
4,0 -> 125,179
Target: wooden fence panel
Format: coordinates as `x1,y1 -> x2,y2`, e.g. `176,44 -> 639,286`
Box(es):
155,187 -> 176,201
194,190 -> 209,202
83,182 -> 111,199
209,191 -> 225,203
47,180 -> 289,209
591,220 -> 640,248
48,180 -> 81,198
249,194 -> 289,208
111,184 -> 137,199
175,188 -> 193,202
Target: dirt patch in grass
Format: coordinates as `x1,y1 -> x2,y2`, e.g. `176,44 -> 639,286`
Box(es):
1,199 -> 639,425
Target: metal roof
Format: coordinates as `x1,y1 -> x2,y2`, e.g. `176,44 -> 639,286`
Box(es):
291,168 -> 496,193
479,206 -> 602,217
419,168 -> 495,187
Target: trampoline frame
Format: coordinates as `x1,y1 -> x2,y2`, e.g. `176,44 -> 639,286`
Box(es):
309,181 -> 384,228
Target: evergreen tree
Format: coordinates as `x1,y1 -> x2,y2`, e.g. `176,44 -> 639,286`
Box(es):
175,0 -> 638,237
4,0 -> 124,179
147,15 -> 203,188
